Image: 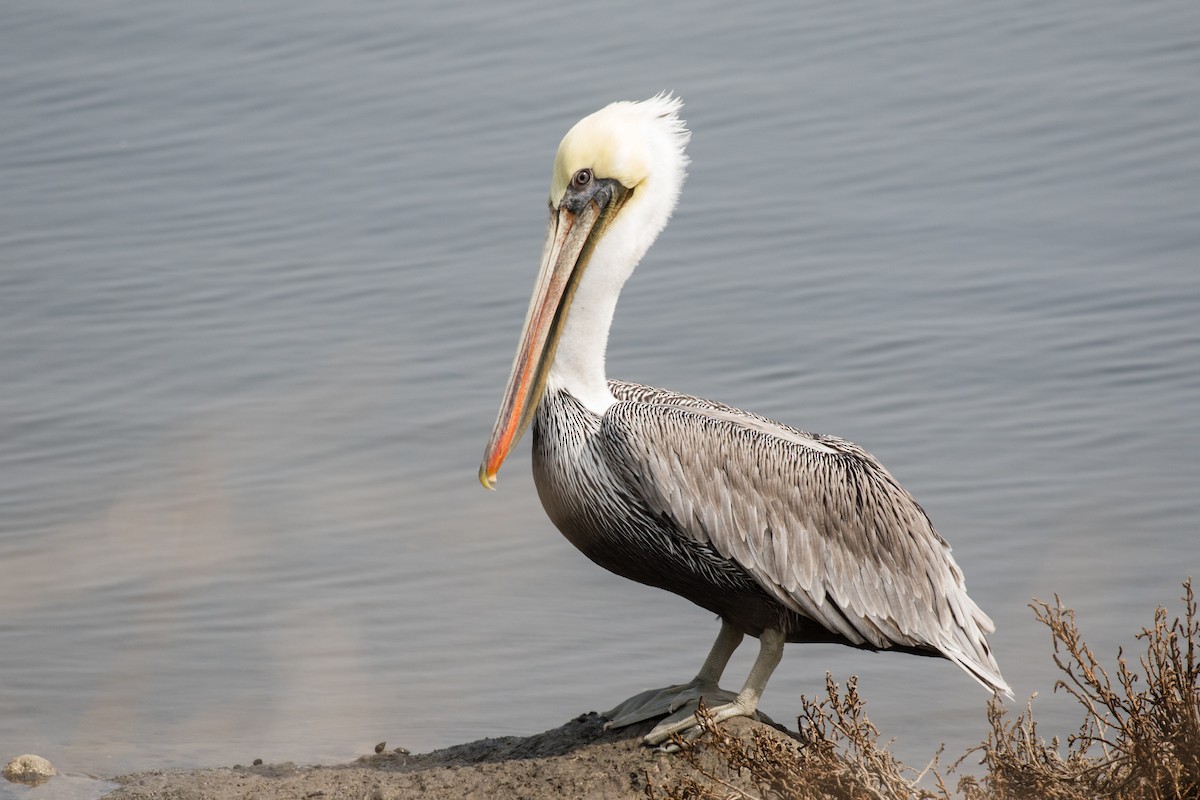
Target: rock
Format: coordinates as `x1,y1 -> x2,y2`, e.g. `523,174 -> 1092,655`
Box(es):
3,754 -> 56,785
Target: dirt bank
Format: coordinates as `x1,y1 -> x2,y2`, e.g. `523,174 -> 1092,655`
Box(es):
107,712 -> 792,800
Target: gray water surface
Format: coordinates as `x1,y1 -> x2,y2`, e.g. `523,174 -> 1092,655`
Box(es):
2,0 -> 1198,788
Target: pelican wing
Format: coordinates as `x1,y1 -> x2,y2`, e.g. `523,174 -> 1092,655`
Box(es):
605,380 -> 1011,696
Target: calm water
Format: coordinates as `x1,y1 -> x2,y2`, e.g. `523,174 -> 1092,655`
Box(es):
2,0 -> 1198,793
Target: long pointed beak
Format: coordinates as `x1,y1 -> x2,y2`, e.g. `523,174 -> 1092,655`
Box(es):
479,186 -> 626,489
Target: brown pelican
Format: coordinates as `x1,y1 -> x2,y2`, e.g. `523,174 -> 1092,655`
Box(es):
480,94 -> 1011,747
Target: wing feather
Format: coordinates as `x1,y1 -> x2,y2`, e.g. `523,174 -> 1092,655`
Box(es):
605,380 -> 1011,696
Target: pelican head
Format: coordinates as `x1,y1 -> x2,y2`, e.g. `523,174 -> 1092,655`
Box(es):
480,94 -> 691,489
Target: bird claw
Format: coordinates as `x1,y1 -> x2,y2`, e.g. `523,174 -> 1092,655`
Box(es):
653,724 -> 705,754
642,702 -> 706,748
642,698 -> 756,747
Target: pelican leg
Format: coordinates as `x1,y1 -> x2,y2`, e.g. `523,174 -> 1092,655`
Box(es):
603,620 -> 744,729
643,627 -> 785,748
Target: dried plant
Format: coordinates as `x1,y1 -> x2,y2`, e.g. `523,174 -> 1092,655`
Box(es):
653,579 -> 1199,800
961,578 -> 1199,800
646,674 -> 947,800
955,696 -> 1099,800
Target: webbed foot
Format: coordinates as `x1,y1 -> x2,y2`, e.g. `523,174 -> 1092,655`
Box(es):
602,677 -> 738,730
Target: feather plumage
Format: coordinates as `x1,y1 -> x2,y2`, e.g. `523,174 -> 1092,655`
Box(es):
532,380 -> 1011,697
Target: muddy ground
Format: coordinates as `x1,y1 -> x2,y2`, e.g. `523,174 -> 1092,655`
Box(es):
107,713 -> 793,800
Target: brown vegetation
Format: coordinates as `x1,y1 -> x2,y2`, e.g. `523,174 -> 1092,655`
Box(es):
646,675 -> 946,800
652,579 -> 1199,800
960,578 -> 1199,800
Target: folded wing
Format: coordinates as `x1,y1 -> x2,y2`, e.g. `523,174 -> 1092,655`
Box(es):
605,380 -> 1011,697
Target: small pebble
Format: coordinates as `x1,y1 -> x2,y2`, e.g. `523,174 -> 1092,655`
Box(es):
374,741 -> 386,754
3,754 -> 56,785
252,758 -> 263,766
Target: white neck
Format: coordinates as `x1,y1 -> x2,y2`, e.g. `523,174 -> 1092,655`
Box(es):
545,271 -> 621,414
546,175 -> 680,414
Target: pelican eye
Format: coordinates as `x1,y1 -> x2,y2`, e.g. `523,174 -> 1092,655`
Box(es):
571,168 -> 593,190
